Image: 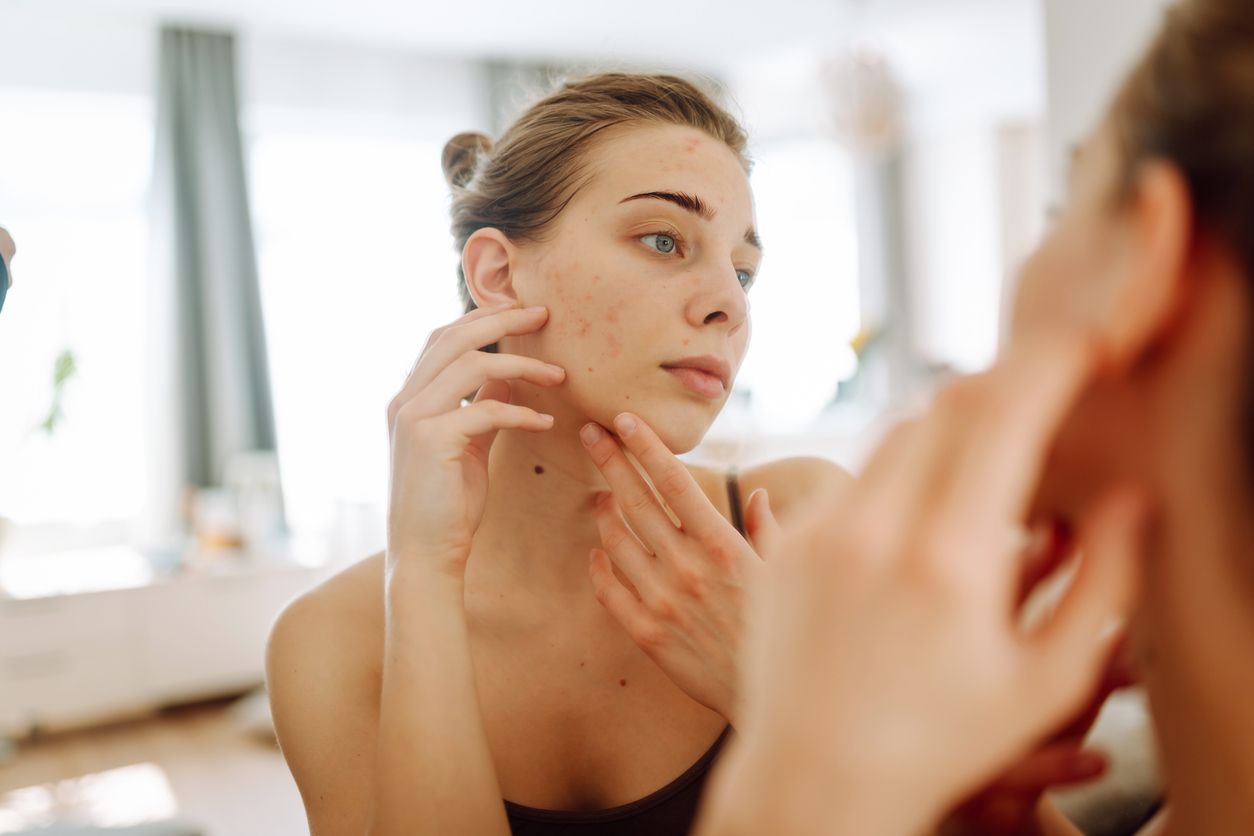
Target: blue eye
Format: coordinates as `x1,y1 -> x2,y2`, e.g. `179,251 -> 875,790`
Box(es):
736,270 -> 754,290
641,233 -> 677,254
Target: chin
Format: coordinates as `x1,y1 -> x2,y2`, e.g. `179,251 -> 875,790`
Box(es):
627,398 -> 722,454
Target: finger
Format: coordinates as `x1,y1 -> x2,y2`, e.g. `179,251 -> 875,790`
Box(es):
984,744 -> 1107,794
929,328 -> 1100,538
841,418 -> 943,566
1050,634 -> 1134,744
417,351 -> 564,415
402,305 -> 552,394
581,422 -> 680,553
744,489 -> 781,559
1016,518 -> 1075,608
1023,485 -> 1149,722
421,398 -> 555,442
610,412 -> 731,539
592,492 -> 663,601
588,548 -> 657,642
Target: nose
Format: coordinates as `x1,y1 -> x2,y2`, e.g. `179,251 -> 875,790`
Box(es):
685,264 -> 748,332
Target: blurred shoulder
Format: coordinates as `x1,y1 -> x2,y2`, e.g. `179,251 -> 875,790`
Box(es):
739,457 -> 853,521
685,456 -> 852,524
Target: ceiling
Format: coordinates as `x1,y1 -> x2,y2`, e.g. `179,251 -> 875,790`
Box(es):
6,0 -> 1040,77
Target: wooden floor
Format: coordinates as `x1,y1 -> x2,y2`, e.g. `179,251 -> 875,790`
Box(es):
0,697 -> 307,835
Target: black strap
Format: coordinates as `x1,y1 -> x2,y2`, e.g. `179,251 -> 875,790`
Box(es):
726,470 -> 747,538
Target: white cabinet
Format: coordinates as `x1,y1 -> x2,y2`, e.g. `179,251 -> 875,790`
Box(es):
0,559 -> 324,737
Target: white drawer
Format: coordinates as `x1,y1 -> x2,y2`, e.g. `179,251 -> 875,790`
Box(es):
0,591 -> 138,656
0,636 -> 146,733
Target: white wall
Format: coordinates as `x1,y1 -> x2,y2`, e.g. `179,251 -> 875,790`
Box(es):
1042,0 -> 1172,201
0,6 -> 155,96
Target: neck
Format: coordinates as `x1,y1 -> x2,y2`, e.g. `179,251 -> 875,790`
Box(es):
1136,263 -> 1254,829
467,414 -> 613,598
1140,487 -> 1254,833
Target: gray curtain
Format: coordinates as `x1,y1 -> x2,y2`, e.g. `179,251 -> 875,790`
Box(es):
151,27 -> 276,490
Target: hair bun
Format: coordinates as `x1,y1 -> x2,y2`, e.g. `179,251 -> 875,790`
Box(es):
442,131 -> 492,189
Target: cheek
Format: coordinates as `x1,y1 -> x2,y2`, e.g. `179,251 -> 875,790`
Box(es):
537,272 -> 634,366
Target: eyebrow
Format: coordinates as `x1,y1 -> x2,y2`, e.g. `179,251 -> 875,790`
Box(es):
620,190 -> 763,252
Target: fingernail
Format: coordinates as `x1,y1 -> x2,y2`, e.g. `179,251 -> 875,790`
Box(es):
580,423 -> 603,446
614,413 -> 637,437
548,363 -> 566,377
525,306 -> 547,314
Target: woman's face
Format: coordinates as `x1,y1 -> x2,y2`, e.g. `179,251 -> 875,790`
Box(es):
510,123 -> 761,453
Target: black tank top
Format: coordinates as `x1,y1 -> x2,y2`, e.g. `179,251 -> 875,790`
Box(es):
504,472 -> 747,835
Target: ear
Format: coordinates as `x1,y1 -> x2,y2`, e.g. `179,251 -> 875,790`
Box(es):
462,228 -> 519,309
1105,160 -> 1192,369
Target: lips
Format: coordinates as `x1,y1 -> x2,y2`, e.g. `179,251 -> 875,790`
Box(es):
660,355 -> 731,399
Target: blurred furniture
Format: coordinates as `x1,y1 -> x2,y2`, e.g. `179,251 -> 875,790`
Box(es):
14,823 -> 203,835
0,546 -> 324,738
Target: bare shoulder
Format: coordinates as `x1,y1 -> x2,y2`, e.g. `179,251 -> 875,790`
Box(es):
266,552 -> 386,834
738,457 -> 853,522
685,456 -> 852,527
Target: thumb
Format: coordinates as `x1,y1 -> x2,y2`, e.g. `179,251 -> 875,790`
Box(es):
745,488 -> 783,560
1024,485 -> 1150,726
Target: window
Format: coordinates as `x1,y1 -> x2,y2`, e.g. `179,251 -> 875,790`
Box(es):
248,123 -> 463,540
0,89 -> 153,550
715,138 -> 861,435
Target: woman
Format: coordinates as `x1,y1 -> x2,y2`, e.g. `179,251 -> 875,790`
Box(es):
266,73 -> 849,835
696,0 -> 1254,833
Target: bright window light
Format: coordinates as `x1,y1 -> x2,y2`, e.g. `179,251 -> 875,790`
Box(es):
0,89 -> 153,544
728,139 -> 860,433
248,126 -> 462,539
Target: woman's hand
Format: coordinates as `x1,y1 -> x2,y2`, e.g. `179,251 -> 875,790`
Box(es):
941,522 -> 1139,836
698,331 -> 1150,836
385,303 -> 565,580
580,412 -> 779,724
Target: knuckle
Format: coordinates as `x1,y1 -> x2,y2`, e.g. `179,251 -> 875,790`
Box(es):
624,489 -> 654,516
650,594 -> 681,624
602,527 -> 632,554
633,620 -> 667,650
674,564 -> 707,599
658,469 -> 691,499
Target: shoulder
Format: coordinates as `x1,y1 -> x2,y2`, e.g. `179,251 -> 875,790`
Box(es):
265,553 -> 386,831
267,552 -> 385,680
738,457 -> 853,522
685,456 -> 853,527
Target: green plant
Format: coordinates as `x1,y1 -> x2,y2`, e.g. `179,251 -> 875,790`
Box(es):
36,347 -> 78,435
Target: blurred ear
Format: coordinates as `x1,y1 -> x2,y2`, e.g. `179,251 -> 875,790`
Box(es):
1105,160 -> 1192,370
462,228 -> 519,309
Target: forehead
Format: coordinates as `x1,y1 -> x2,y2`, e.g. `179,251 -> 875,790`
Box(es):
576,123 -> 754,214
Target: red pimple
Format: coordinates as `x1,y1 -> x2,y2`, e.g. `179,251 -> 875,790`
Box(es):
606,309 -> 619,324
619,679 -> 627,687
